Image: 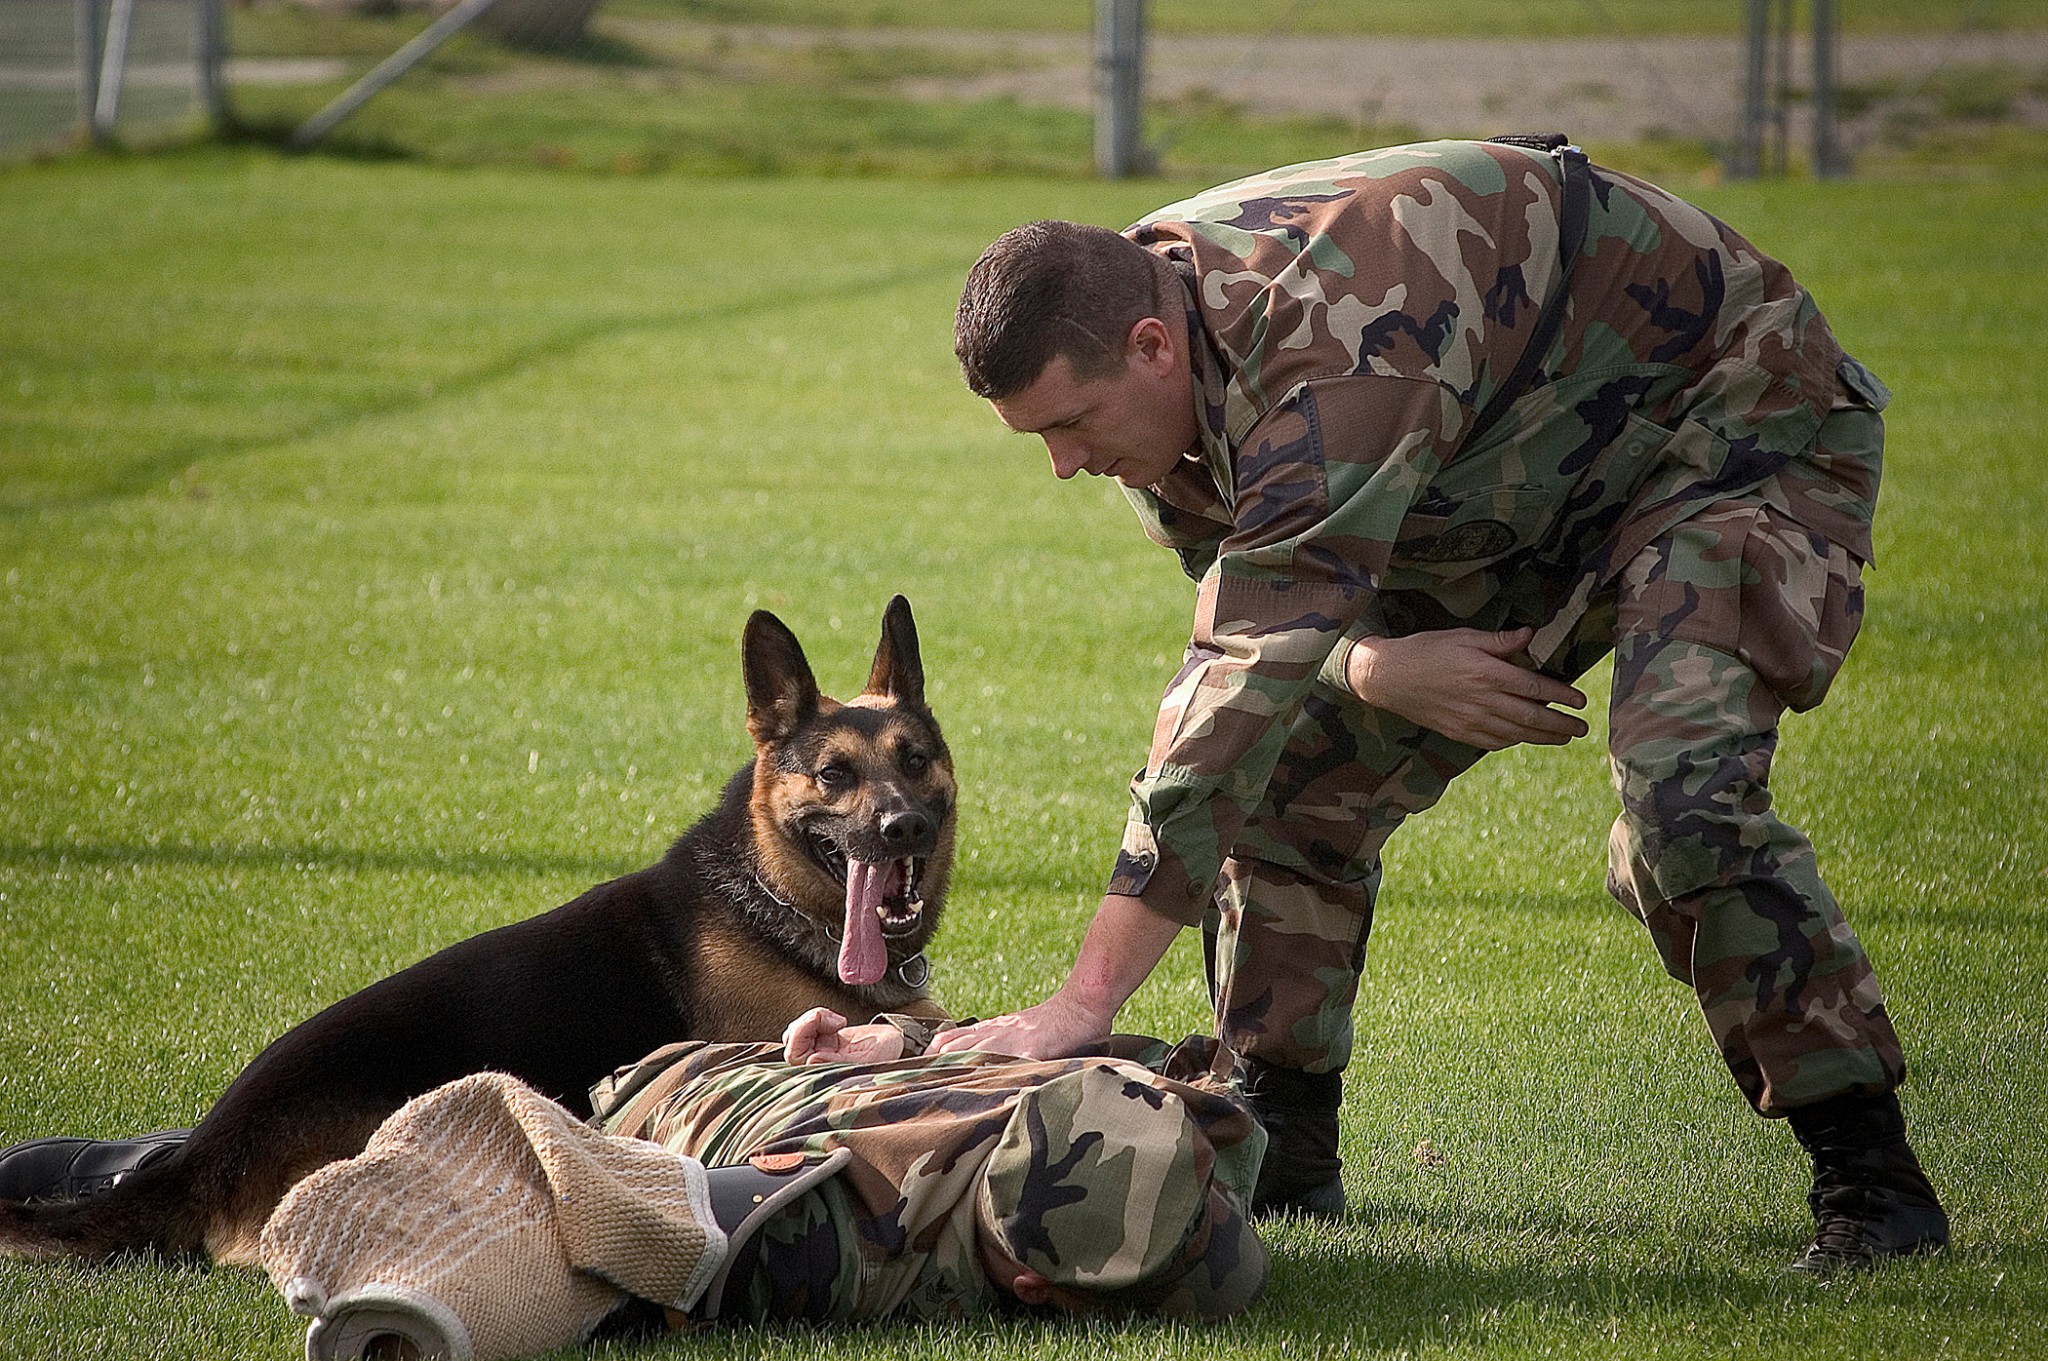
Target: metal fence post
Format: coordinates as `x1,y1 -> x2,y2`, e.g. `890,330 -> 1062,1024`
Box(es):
1770,0 -> 1793,175
75,0 -> 104,142
91,0 -> 137,140
1812,0 -> 1843,178
196,0 -> 227,127
1733,0 -> 1768,179
290,0 -> 510,148
1094,0 -> 1148,178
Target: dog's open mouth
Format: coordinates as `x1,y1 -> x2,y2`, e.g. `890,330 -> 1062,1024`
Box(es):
805,829 -> 925,987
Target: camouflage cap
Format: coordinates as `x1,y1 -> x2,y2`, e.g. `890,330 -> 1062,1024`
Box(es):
974,1062 -> 1268,1319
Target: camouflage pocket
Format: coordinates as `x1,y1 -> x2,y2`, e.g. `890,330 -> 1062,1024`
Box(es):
1834,353 -> 1892,412
1619,500 -> 1865,713
1389,405 -> 1714,599
1385,483 -> 1554,585
1733,508 -> 1865,712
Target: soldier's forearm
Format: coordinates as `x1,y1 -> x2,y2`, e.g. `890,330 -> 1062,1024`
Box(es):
922,894 -> 1186,1059
1059,892 -> 1186,1028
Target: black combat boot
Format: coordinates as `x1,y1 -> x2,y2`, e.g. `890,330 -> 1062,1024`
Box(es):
0,1128 -> 189,1203
1786,1091 -> 1947,1273
1240,1060 -> 1346,1220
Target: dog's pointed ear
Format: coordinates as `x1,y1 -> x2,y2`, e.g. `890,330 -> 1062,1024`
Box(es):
743,610 -> 820,746
863,595 -> 925,708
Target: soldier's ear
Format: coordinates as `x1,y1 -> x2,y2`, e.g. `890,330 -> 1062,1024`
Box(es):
1006,1268 -> 1054,1307
1127,315 -> 1176,373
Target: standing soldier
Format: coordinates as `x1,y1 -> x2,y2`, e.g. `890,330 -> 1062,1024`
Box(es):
936,136 -> 1945,1271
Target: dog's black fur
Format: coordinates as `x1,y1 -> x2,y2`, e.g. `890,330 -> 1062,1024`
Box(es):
0,597 -> 955,1265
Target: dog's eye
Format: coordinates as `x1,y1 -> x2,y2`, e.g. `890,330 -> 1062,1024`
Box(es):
816,762 -> 854,790
901,750 -> 929,776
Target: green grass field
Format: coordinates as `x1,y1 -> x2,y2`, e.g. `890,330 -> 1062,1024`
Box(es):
2,153 -> 2045,1359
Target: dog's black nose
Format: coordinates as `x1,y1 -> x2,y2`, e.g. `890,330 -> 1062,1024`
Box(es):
880,810 -> 930,849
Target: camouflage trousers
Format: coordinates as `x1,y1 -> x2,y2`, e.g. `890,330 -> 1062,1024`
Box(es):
1209,440 -> 1905,1118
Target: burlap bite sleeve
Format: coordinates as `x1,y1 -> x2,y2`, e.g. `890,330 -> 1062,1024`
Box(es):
259,1072 -> 726,1361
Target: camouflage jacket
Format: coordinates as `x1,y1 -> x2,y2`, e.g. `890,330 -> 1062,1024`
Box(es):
590,1032 -> 1264,1323
1108,138 -> 1887,919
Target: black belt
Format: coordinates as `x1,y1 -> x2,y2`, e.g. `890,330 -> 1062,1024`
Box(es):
1463,133 -> 1595,452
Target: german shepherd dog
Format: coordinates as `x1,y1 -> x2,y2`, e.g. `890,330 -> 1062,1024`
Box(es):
0,597 -> 954,1266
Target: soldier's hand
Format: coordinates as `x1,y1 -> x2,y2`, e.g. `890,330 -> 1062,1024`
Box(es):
1344,626 -> 1589,750
782,1008 -> 909,1065
926,989 -> 1109,1060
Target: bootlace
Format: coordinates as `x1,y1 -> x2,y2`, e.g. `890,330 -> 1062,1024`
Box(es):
1804,1150 -> 1883,1261
1807,1201 -> 1877,1261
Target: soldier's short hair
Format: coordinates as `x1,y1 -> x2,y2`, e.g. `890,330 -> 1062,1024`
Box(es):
954,220 -> 1163,400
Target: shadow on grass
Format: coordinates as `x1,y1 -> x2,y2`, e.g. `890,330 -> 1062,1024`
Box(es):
611,1215 -> 1994,1360
0,1229 -> 2003,1361
2,260 -> 961,520
0,837 -> 640,884
1263,1241 -> 1755,1349
1254,1189 -> 1999,1344
219,114 -> 414,164
560,28 -> 666,67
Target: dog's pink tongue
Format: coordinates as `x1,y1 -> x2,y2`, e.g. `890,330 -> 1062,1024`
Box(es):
838,859 -> 889,987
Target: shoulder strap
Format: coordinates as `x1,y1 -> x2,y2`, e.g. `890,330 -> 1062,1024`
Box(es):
1462,135 -> 1593,451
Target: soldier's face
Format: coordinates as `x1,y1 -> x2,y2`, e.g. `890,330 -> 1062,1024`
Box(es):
988,316 -> 1198,491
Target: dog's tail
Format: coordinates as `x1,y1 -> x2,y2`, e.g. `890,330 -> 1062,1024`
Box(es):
0,1148 -> 217,1264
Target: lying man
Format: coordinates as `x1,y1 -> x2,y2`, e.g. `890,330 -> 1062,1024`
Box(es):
258,1016 -> 1269,1360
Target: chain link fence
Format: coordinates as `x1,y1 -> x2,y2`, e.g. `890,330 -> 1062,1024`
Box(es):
3,0 -> 2042,172
1,0 -> 222,157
